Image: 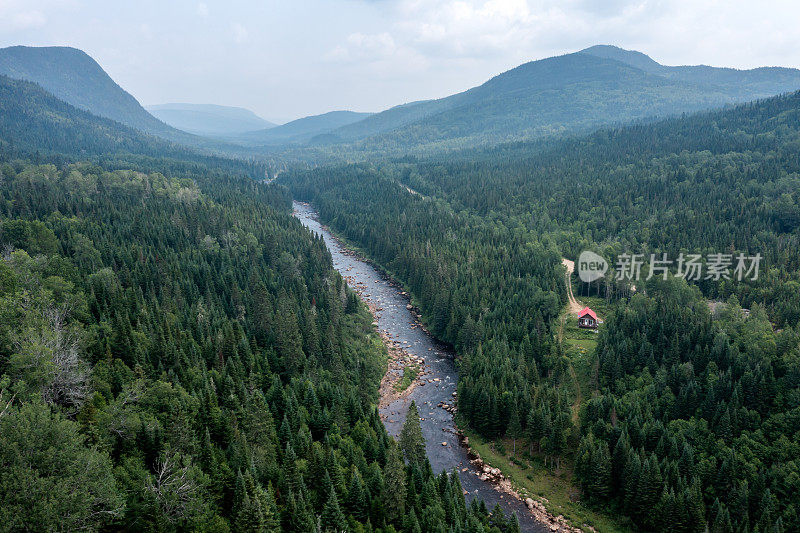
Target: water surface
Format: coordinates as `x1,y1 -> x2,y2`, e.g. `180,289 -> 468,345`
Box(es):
294,201 -> 548,532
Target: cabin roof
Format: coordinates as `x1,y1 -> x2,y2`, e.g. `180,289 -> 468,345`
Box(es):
577,307 -> 598,321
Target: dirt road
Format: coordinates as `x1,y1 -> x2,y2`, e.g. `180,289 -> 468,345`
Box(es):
561,258 -> 584,314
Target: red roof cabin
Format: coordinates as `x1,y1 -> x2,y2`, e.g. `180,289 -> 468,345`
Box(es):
577,307 -> 598,329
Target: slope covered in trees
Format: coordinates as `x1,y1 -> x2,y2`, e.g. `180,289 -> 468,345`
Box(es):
325,48 -> 800,152
0,74 -> 272,178
238,110 -> 374,146
0,46 -> 179,137
282,90 -> 800,531
0,74 -> 191,160
576,278 -> 799,532
0,154 -> 528,531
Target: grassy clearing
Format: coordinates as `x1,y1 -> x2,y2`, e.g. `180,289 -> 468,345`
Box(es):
461,295 -> 631,532
464,429 -> 632,533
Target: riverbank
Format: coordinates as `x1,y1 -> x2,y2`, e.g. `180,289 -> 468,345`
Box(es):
374,309 -> 424,409
458,430 -> 587,533
293,201 -> 551,533
334,240 -> 594,531
460,429 -> 634,533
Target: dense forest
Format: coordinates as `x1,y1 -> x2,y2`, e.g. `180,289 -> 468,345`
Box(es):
576,278 -> 799,532
287,165 -> 564,441
282,91 -> 800,531
3,37 -> 800,533
398,91 -> 800,325
0,154 -> 522,531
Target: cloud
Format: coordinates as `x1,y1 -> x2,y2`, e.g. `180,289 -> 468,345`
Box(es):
324,32 -> 397,63
327,0 -> 567,67
197,2 -> 209,19
400,0 -> 536,57
231,22 -> 248,44
8,10 -> 47,30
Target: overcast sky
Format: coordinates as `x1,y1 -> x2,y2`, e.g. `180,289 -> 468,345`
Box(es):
1,0 -> 799,123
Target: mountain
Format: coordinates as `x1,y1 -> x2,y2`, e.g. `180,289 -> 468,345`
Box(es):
0,46 -> 181,137
326,46 -> 800,151
237,110 -> 372,145
0,46 -> 275,157
0,74 -> 202,161
581,44 -> 800,98
146,103 -> 275,136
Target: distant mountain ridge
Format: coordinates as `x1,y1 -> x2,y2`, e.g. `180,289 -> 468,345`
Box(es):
580,45 -> 800,98
146,103 -> 275,136
321,46 -> 800,151
0,74 -> 187,158
237,110 -> 373,145
3,43 -> 800,157
0,46 -> 180,137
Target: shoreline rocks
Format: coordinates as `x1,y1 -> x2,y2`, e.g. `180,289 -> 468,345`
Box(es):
455,431 -> 587,533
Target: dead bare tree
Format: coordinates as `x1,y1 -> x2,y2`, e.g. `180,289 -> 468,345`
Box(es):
0,389 -> 14,419
146,453 -> 201,524
12,303 -> 90,411
104,380 -> 144,438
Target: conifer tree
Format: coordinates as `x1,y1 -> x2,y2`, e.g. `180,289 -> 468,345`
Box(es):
507,406 -> 523,456
321,490 -> 347,532
345,468 -> 368,522
400,401 -> 427,466
383,443 -> 407,524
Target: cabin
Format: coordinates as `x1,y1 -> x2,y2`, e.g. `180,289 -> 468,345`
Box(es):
577,307 -> 598,329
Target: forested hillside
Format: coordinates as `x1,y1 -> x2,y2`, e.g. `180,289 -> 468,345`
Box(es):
325,48 -> 800,152
0,74 -> 273,179
238,111 -> 373,146
0,74 -> 192,160
0,46 -> 177,137
0,155 -> 526,531
393,90 -> 800,326
282,90 -> 800,531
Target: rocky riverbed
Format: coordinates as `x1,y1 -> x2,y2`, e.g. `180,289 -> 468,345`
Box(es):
294,201 -> 577,533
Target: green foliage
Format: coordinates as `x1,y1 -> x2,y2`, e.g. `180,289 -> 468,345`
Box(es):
0,157 -> 516,531
284,90 -> 800,531
578,278 -> 800,531
399,401 -> 427,466
0,401 -> 124,531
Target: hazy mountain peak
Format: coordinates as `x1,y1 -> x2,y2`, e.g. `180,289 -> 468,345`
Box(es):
0,45 -> 176,137
145,103 -> 275,136
579,44 -> 663,72
236,109 -> 373,145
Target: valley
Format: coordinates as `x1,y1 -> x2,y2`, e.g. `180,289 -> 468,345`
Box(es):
294,201 -> 554,532
1,18 -> 800,533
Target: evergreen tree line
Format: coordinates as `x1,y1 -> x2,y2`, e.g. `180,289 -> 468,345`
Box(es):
576,278 -> 799,531
0,158 -> 519,532
281,91 -> 800,531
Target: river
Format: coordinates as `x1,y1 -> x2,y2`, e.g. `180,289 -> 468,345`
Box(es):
293,201 -> 549,533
